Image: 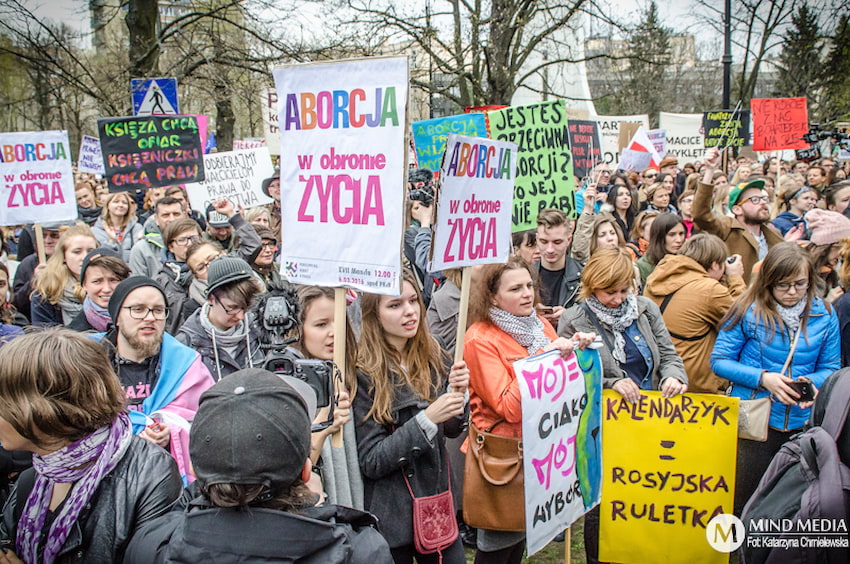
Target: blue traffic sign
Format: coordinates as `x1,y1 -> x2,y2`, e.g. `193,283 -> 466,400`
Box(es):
131,77 -> 179,116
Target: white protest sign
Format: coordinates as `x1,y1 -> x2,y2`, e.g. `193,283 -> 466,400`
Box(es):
0,130 -> 77,226
647,129 -> 667,158
659,112 -> 706,161
429,134 -> 516,271
592,114 -> 649,166
274,56 -> 408,294
617,148 -> 653,172
184,147 -> 274,212
514,349 -> 603,556
77,135 -> 105,176
262,88 -> 280,155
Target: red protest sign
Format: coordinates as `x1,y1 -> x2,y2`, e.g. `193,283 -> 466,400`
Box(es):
751,97 -> 808,151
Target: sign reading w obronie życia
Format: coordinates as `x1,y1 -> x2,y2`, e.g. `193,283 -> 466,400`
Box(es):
97,115 -> 205,193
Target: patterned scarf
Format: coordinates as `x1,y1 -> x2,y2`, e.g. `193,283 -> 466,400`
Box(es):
16,413 -> 132,564
57,283 -> 82,326
82,296 -> 111,332
584,294 -> 640,363
488,306 -> 550,354
777,298 -> 807,335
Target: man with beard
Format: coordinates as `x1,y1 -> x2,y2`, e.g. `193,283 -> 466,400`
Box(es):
96,276 -> 214,483
694,147 -> 784,283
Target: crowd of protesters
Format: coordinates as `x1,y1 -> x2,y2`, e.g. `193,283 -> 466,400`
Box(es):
0,145 -> 848,563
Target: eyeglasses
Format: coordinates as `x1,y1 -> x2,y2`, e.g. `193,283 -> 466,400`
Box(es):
173,235 -> 201,246
214,295 -> 245,316
774,280 -> 809,293
741,195 -> 769,205
123,305 -> 169,320
192,253 -> 225,275
679,197 -> 694,205
260,241 -> 278,250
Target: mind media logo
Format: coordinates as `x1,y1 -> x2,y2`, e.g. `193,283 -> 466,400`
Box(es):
706,513 -> 745,552
285,261 -> 298,276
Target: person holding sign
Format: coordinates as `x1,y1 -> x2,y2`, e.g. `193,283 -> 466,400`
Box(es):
353,270 -> 469,564
30,225 -> 98,326
463,257 -> 595,564
558,248 -> 687,564
712,242 -> 840,514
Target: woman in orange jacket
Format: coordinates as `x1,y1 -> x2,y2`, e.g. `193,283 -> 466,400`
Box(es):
463,256 -> 595,564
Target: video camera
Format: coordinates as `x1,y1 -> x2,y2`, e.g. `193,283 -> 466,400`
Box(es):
252,281 -> 337,430
408,168 -> 435,206
802,124 -> 850,148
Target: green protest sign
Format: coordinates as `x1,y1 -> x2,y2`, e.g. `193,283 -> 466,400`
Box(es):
488,100 -> 575,231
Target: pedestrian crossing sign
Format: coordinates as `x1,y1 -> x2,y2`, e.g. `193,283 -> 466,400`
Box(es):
131,78 -> 179,116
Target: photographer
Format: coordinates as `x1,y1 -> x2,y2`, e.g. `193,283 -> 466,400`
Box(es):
405,168 -> 439,305
175,257 -> 265,382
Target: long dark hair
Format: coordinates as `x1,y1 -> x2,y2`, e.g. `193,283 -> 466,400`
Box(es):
721,242 -> 819,339
607,184 -> 636,233
645,213 -> 685,266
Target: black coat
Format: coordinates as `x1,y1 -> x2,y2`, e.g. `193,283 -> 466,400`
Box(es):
0,435 -> 182,563
353,366 -> 466,548
532,257 -> 583,310
174,309 -> 265,382
124,499 -> 393,564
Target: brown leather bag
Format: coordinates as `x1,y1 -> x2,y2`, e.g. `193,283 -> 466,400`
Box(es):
462,419 -> 525,531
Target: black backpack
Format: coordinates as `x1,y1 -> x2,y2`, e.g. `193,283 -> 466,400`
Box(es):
741,369 -> 850,564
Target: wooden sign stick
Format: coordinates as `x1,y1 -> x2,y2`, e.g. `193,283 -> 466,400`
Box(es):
331,287 -> 347,448
452,267 -> 472,381
34,223 -> 47,265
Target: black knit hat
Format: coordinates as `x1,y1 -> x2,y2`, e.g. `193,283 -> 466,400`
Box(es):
80,247 -> 124,283
108,276 -> 167,323
190,368 -> 316,491
206,257 -> 254,296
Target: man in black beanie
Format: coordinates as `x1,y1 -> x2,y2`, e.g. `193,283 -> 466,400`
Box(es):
125,369 -> 392,563
95,276 -> 214,480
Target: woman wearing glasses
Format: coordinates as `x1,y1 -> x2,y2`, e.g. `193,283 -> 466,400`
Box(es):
712,243 -> 840,514
154,218 -> 203,333
176,257 -> 264,382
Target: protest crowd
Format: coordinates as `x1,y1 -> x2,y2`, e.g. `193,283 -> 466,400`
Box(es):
2,72 -> 850,564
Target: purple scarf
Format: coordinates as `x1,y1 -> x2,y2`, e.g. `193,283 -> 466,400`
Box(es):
82,296 -> 111,332
16,413 -> 132,564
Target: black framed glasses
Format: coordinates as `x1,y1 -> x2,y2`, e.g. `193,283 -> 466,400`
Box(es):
122,305 -> 169,320
774,280 -> 808,293
214,295 -> 245,315
192,253 -> 225,275
173,235 -> 201,246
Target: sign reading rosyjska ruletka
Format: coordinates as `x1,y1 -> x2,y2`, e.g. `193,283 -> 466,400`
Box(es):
428,134 -> 516,272
0,130 -> 78,226
273,56 -> 408,295
97,115 -> 205,193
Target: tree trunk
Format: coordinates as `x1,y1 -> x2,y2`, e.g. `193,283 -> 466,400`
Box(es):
215,82 -> 235,152
126,0 -> 160,79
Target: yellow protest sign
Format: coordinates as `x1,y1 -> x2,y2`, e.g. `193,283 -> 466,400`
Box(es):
599,391 -> 738,564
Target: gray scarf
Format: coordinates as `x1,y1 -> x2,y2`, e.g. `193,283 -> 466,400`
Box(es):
58,282 -> 83,325
488,306 -> 550,354
777,298 -> 807,335
199,303 -> 254,381
584,294 -> 640,363
189,277 -> 208,306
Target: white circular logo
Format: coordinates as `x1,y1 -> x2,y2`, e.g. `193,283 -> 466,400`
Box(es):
706,513 -> 745,552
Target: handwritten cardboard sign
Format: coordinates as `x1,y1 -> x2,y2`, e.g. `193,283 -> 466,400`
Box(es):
413,113 -> 488,173
429,134 -> 515,271
659,112 -> 706,160
514,349 -> 603,556
273,56 -> 408,295
598,391 -> 737,564
184,147 -> 274,212
261,88 -> 280,155
0,130 -> 78,225
751,97 -> 809,151
567,120 -> 603,179
77,135 -> 105,176
488,100 -> 575,230
97,115 -> 205,192
703,110 -> 750,148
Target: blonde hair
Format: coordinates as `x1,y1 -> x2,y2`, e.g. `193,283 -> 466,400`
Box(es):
0,329 -> 126,446
244,207 -> 271,224
31,224 -> 96,304
579,247 -> 635,300
357,270 -> 444,425
101,191 -> 137,232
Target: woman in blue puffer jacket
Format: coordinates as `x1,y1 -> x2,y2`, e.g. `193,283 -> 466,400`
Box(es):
712,242 -> 840,514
